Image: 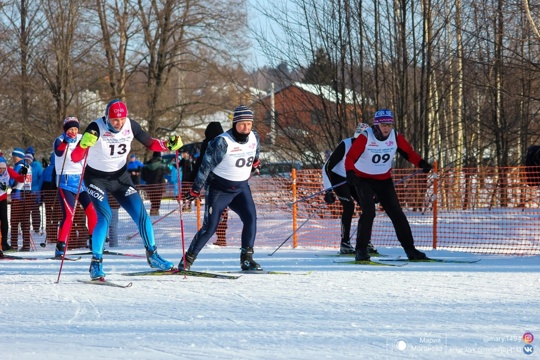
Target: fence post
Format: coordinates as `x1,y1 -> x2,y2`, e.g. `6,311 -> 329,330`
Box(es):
433,161 -> 439,249
196,198 -> 201,231
291,168 -> 298,248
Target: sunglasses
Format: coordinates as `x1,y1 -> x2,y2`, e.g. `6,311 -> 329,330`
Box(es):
379,123 -> 393,128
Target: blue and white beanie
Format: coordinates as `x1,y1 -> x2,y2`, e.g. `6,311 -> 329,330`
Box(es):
12,147 -> 25,159
374,109 -> 394,125
232,105 -> 254,123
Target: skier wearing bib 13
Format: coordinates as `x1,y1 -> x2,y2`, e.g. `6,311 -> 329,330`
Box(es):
71,99 -> 183,280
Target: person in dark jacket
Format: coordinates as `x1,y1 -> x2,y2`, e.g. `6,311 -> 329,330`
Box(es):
322,123 -> 379,255
193,122 -> 229,246
141,152 -> 171,216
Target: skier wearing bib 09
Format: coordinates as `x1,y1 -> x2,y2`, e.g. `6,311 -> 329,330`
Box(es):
322,123 -> 379,255
180,105 -> 262,271
71,99 -> 183,280
344,109 -> 433,261
53,117 -> 98,258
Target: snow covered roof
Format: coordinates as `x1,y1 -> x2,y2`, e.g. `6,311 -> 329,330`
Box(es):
291,82 -> 361,104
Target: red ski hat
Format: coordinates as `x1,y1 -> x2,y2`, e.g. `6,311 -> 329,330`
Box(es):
107,101 -> 128,120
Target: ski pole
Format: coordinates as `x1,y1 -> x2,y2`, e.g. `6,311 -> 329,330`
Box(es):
176,150 -> 187,275
125,205 -> 179,240
56,139 -> 92,283
395,169 -> 424,186
287,181 -> 346,207
268,212 -> 316,256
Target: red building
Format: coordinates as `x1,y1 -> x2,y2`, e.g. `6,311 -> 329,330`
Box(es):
251,82 -> 363,164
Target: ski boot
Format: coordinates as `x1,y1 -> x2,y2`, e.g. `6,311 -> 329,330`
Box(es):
340,241 -> 355,255
367,241 -> 379,255
145,246 -> 174,270
178,251 -> 197,270
2,242 -> 13,252
405,247 -> 427,260
89,255 -> 105,280
355,247 -> 370,262
55,241 -> 66,258
240,247 -> 262,271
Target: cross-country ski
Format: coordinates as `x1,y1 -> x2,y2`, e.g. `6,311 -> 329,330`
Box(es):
77,279 -> 133,288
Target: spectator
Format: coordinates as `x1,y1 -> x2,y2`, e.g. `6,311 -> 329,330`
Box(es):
54,117 -> 98,256
141,152 -> 171,216
180,105 -> 262,271
179,149 -> 195,182
0,156 -> 26,253
41,153 -> 61,244
9,147 -> 32,251
25,148 -> 43,234
168,158 -> 179,198
71,99 -> 181,280
178,149 -> 195,211
127,153 -> 144,186
194,121 -> 229,246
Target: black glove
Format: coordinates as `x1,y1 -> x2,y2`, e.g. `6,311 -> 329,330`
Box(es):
324,191 -> 336,205
19,166 -> 28,175
0,183 -> 7,191
346,170 -> 357,186
419,160 -> 433,174
185,189 -> 200,202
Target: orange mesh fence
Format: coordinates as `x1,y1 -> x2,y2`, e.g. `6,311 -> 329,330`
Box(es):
3,165 -> 540,255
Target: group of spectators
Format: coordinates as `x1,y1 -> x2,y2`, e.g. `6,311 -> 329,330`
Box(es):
0,147 -> 46,253
127,149 -> 198,216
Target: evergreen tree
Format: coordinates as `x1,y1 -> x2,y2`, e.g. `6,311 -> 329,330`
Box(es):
302,48 -> 336,86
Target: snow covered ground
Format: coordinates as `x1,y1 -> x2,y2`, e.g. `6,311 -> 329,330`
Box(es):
1,246 -> 538,360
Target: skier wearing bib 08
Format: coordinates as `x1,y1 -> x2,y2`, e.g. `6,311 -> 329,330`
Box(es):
180,105 -> 262,271
71,99 -> 183,280
322,122 -> 379,255
344,109 -> 433,262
